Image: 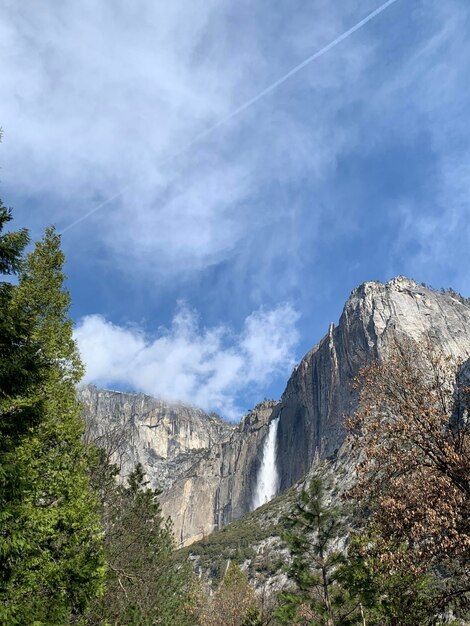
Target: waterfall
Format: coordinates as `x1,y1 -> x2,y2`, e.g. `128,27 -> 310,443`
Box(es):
252,416 -> 280,510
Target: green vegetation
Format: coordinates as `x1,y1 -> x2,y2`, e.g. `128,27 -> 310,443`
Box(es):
0,223 -> 105,625
275,475 -> 360,626
85,462 -> 194,626
194,562 -> 262,626
185,519 -> 277,581
183,488 -> 294,584
342,533 -> 445,626
0,203 -> 38,437
0,207 -> 195,625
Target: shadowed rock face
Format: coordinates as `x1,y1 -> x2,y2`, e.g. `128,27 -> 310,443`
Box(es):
80,277 -> 470,545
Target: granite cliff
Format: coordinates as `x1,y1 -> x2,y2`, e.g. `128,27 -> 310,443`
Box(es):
79,386 -> 233,492
80,277 -> 470,546
159,401 -> 278,546
275,276 -> 470,490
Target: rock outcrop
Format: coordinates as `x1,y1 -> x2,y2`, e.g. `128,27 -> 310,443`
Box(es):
79,385 -> 233,492
80,277 -> 470,546
275,277 -> 470,490
159,401 -> 277,546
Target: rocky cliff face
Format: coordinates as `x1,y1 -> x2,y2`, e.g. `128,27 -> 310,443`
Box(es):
275,277 -> 470,490
79,385 -> 278,545
80,277 -> 470,546
79,385 -> 233,492
159,401 -> 277,546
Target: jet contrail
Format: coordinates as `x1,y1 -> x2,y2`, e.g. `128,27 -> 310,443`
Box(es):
60,0 -> 401,234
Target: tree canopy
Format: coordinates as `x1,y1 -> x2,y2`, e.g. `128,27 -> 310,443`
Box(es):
0,224 -> 105,625
275,474 -> 360,626
85,460 -> 194,626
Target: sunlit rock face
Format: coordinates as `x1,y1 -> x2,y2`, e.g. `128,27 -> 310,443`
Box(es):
159,401 -> 278,546
275,277 -> 470,491
78,385 -> 234,492
79,384 -> 277,546
80,277 -> 470,546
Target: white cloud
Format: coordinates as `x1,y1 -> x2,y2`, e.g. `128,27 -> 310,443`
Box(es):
74,303 -> 299,419
4,0 -> 469,303
0,0 -> 370,282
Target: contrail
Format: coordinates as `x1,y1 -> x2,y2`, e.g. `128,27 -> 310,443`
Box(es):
60,0 -> 401,234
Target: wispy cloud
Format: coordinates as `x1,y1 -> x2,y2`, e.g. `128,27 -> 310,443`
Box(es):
74,303 -> 299,419
3,0 -> 470,410
0,0 -> 375,283
379,0 -> 470,292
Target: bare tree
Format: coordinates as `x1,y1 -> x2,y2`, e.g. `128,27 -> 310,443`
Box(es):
347,338 -> 470,605
195,562 -> 261,626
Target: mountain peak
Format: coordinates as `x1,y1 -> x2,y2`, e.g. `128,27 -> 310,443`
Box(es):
386,274 -> 419,289
352,275 -> 420,298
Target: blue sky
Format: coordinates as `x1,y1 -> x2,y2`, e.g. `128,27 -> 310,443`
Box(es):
1,0 -> 470,419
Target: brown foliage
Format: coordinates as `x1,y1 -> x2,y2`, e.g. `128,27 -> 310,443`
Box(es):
347,338 -> 470,573
194,562 -> 260,626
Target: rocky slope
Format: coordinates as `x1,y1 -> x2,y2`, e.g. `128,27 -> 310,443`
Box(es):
80,277 -> 470,546
181,444 -> 357,591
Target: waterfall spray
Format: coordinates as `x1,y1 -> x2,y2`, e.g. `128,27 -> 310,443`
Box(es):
252,416 -> 280,509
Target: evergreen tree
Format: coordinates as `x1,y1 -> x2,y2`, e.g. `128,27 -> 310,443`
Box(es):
0,202 -> 28,275
0,203 -> 40,425
86,460 -> 194,626
275,475 -> 360,626
342,532 -> 444,626
0,227 -> 105,625
0,135 -> 36,403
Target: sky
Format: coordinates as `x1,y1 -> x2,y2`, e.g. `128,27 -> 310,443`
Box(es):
1,0 -> 470,419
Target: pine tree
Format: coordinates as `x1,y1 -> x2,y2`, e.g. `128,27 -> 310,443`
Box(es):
0,203 -> 40,425
275,474 -> 360,626
0,202 -> 28,275
0,227 -> 105,625
86,460 -> 194,626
